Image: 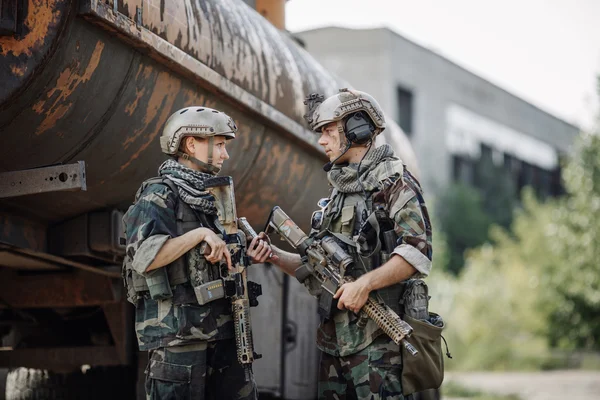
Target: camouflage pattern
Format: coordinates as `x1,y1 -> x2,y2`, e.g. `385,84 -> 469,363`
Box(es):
318,335 -> 404,400
316,155 -> 433,358
122,182 -> 234,351
383,168 -> 433,273
145,339 -> 258,400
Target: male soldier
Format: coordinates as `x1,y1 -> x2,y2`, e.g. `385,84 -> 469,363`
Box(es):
122,107 -> 272,400
268,89 -> 433,399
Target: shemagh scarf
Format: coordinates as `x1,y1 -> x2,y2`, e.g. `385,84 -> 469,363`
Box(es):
158,159 -> 218,215
327,144 -> 398,193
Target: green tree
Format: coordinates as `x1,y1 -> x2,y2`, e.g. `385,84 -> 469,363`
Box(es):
438,154 -> 516,276
437,183 -> 491,275
475,155 -> 517,229
432,190 -> 558,370
546,132 -> 600,350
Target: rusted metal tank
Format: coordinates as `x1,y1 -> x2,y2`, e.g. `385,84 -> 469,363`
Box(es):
0,0 -> 416,234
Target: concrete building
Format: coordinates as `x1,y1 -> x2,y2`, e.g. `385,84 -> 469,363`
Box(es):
295,27 -> 580,198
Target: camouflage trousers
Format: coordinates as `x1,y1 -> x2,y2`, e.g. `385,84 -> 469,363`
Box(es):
319,335 -> 404,400
145,339 -> 258,400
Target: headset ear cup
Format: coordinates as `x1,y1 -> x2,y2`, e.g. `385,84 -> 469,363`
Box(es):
345,112 -> 375,144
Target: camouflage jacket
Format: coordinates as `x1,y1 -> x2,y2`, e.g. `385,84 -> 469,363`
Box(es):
122,182 -> 234,351
315,157 -> 433,357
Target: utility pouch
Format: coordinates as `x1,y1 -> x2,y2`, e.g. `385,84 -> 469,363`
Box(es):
401,313 -> 445,395
121,254 -> 138,304
400,279 -> 429,321
146,268 -> 173,300
340,205 -> 355,236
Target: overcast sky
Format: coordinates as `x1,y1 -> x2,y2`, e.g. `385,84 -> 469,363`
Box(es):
286,0 -> 600,131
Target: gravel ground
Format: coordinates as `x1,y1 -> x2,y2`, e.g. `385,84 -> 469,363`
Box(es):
444,370 -> 600,400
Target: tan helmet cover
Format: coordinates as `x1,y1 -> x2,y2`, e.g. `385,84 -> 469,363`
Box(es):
160,106 -> 237,155
308,89 -> 386,134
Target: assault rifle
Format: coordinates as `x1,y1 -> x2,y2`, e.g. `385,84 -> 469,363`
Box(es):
192,177 -> 262,381
265,206 -> 418,356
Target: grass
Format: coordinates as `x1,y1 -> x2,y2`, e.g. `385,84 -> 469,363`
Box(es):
442,381 -> 521,400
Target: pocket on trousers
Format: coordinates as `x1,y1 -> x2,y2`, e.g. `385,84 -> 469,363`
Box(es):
401,313 -> 445,395
146,360 -> 192,400
367,341 -> 403,398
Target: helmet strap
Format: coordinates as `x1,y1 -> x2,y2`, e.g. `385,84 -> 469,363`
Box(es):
207,136 -> 214,167
177,151 -> 220,175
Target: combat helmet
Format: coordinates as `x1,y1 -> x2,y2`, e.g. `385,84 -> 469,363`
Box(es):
304,88 -> 386,138
160,106 -> 237,174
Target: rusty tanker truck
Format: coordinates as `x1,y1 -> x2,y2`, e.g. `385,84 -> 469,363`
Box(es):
0,0 -> 418,398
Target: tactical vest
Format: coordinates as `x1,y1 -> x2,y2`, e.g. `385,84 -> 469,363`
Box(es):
319,186 -> 404,315
128,177 -> 216,295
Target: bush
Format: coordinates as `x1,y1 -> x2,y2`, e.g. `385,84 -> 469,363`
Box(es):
545,132 -> 600,350
429,190 -> 558,370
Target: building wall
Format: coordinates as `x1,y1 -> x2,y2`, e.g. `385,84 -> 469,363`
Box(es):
296,27 -> 579,196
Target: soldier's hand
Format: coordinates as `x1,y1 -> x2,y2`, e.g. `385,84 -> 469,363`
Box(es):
199,228 -> 232,271
247,232 -> 278,264
334,280 -> 370,314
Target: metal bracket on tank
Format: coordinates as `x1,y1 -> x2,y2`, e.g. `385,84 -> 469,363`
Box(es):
135,5 -> 142,27
0,161 -> 87,198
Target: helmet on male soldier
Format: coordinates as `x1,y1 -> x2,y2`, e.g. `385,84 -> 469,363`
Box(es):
159,106 -> 237,156
304,88 -> 386,135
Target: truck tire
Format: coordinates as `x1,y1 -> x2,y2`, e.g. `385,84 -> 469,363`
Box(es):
5,367 -> 135,400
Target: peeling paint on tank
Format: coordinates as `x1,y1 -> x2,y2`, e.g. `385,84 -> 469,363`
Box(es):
120,71 -> 183,171
0,0 -> 62,57
31,41 -> 105,135
123,65 -> 154,116
122,0 -> 309,119
33,103 -> 70,135
124,87 -> 146,116
10,64 -> 27,77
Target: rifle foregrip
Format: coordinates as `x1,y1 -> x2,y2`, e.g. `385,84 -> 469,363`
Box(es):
362,298 -> 418,356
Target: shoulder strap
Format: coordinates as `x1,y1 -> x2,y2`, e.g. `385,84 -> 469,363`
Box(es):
159,176 -> 178,195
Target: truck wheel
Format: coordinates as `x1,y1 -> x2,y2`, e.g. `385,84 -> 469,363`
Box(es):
5,367 -> 135,400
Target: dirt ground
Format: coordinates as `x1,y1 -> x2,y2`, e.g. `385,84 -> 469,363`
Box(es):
444,370 -> 600,400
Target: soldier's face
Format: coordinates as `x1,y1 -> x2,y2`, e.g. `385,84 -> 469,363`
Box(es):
185,136 -> 230,170
210,136 -> 230,170
318,122 -> 347,163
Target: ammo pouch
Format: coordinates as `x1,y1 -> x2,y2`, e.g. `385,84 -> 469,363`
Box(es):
399,279 -> 448,395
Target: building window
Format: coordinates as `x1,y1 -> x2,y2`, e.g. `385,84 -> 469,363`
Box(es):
452,155 -> 474,185
396,86 -> 413,136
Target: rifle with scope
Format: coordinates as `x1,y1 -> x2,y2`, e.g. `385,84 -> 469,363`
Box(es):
263,206 -> 418,356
